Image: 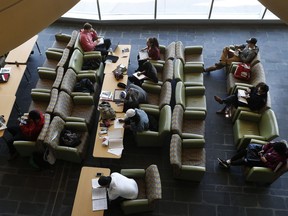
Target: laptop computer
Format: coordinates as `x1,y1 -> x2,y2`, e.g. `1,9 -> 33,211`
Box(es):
110,41 -> 120,52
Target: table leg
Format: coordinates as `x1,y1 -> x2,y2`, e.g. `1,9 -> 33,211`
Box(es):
35,42 -> 42,55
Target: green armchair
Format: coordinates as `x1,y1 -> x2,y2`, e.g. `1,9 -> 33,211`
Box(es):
35,66 -> 64,90
175,41 -> 204,65
174,58 -> 204,86
243,139 -> 288,184
13,113 -> 51,157
38,48 -> 71,71
135,105 -> 171,147
170,134 -> 206,181
120,164 -> 162,215
44,116 -> 90,163
175,81 -> 207,115
233,109 -> 279,150
68,48 -> 104,83
171,104 -> 205,139
139,81 -> 172,111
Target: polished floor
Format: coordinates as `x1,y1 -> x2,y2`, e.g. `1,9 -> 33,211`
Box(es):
0,21 -> 288,216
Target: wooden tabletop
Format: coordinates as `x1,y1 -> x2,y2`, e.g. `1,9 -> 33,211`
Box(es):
0,64 -> 27,96
0,95 -> 16,137
93,113 -> 125,159
104,45 -> 131,74
71,167 -> 111,216
5,35 -> 38,64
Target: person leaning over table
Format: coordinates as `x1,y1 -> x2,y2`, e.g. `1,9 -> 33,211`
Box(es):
136,37 -> 161,72
98,172 -> 138,201
5,110 -> 45,160
213,82 -> 269,115
79,22 -> 111,56
217,140 -> 288,170
119,108 -> 149,133
120,83 -> 147,112
204,37 -> 259,72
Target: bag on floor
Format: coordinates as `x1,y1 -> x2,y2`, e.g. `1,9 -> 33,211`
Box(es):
234,63 -> 251,80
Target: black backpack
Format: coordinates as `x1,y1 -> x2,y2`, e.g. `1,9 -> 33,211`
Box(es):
74,78 -> 95,93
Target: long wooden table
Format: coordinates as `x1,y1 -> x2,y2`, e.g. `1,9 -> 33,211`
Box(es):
71,167 -> 110,216
93,45 -> 131,159
5,35 -> 41,64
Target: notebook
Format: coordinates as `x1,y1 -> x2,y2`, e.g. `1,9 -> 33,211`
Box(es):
105,55 -> 119,63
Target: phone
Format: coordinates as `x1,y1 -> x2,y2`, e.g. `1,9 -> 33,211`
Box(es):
96,172 -> 102,177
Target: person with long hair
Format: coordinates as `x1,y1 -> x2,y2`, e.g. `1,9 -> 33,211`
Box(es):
218,140 -> 288,170
214,82 -> 269,114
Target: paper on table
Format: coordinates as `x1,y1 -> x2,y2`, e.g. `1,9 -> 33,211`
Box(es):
109,138 -> 123,149
108,128 -> 122,139
92,178 -> 100,188
92,187 -> 107,200
108,148 -> 123,156
92,198 -> 107,211
114,118 -> 124,129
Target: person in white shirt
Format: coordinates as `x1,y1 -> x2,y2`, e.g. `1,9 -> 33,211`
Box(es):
98,172 -> 138,201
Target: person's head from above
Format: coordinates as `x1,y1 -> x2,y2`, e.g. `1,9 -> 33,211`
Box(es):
272,140 -> 288,157
120,91 -> 127,100
255,82 -> 269,96
28,110 -> 41,123
126,108 -> 140,123
147,37 -> 159,48
246,37 -> 257,47
98,176 -> 112,187
83,22 -> 93,31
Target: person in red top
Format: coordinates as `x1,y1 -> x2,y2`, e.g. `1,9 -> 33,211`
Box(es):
5,110 -> 45,160
217,141 -> 288,171
136,37 -> 160,72
79,22 -> 111,56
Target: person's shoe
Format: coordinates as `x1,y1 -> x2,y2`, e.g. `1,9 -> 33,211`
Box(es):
217,158 -> 230,168
216,109 -> 225,114
214,96 -> 223,104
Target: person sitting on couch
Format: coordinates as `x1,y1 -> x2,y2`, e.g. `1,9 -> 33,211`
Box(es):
204,37 -> 259,72
213,82 -> 269,115
120,108 -> 149,133
120,84 -> 147,112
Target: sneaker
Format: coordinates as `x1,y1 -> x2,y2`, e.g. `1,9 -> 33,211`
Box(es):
217,158 -> 230,168
214,96 -> 223,104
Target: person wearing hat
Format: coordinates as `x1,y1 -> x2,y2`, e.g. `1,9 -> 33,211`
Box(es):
120,84 -> 147,112
204,37 -> 259,72
98,172 -> 138,201
121,108 -> 149,133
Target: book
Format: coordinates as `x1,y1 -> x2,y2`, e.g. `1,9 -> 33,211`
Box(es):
91,178 -> 108,211
0,67 -> 11,74
138,50 -> 149,60
100,91 -> 113,101
133,72 -> 147,80
237,89 -> 248,104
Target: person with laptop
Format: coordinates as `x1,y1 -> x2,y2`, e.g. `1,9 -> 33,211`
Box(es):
79,22 -> 111,56
136,37 -> 161,72
204,37 -> 259,72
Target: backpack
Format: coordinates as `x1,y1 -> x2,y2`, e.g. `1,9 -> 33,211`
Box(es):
82,58 -> 101,70
98,101 -> 116,120
60,129 -> 81,147
74,78 -> 95,93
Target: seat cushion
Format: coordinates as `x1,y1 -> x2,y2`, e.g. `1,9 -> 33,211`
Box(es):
182,148 -> 205,167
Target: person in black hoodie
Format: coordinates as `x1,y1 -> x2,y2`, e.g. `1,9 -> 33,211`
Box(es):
214,82 -> 269,114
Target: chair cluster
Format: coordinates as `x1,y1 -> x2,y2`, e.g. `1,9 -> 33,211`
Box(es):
14,31 -> 105,163
134,41 -> 207,182
225,52 -> 284,184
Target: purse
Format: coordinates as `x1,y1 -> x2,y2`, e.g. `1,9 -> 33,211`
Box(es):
98,101 -> 116,120
234,63 -> 251,80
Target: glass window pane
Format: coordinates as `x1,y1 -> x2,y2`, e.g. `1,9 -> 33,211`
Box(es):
62,0 -> 99,20
263,9 -> 280,20
211,0 -> 265,19
157,0 -> 212,19
99,0 -> 154,20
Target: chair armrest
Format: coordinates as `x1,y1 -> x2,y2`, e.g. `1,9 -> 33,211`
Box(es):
120,169 -> 145,178
231,106 -> 251,123
250,139 -> 268,145
183,63 -> 204,73
13,141 -> 37,157
182,139 -> 205,148
184,46 -> 203,54
185,86 -> 205,95
31,88 -> 51,93
83,51 -> 101,56
31,91 -> 50,102
45,50 -> 63,61
37,67 -> 56,72
65,117 -> 86,123
38,70 -> 57,80
65,122 -> 88,132
121,199 -> 150,215
142,83 -> 161,94
184,110 -> 206,120
236,111 -> 261,122
181,165 -> 205,172
47,47 -> 64,53
182,133 -> 204,139
71,92 -> 91,97
73,95 -> 94,105
77,73 -> 97,82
